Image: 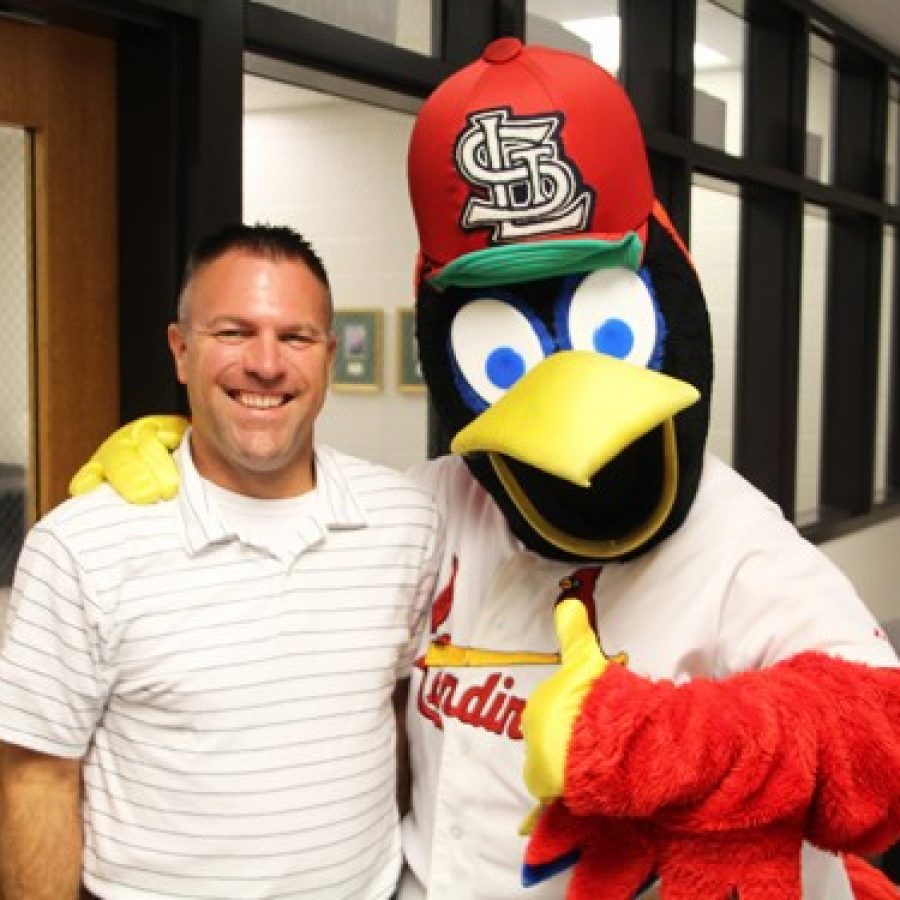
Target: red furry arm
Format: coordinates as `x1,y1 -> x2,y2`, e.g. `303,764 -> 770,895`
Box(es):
844,855 -> 900,900
564,653 -> 900,852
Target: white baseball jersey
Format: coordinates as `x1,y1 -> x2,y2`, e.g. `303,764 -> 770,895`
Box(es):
400,453 -> 898,900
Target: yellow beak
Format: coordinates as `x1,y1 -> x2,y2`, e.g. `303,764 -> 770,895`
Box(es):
449,350 -> 700,558
450,351 -> 698,485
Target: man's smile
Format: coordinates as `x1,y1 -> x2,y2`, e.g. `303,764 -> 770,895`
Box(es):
227,389 -> 294,409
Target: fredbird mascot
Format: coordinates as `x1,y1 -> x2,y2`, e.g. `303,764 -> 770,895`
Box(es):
73,39 -> 900,900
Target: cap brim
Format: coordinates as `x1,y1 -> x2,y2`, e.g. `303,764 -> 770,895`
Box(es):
427,233 -> 644,290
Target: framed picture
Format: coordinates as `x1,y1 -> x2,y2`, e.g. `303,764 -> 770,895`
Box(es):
331,308 -> 383,392
397,307 -> 425,392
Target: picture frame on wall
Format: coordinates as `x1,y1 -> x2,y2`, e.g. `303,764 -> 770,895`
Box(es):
397,307 -> 425,393
331,308 -> 383,392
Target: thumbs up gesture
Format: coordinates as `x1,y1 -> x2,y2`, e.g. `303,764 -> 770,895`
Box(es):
522,599 -> 611,804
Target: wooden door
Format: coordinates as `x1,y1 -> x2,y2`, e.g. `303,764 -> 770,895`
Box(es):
0,16 -> 117,520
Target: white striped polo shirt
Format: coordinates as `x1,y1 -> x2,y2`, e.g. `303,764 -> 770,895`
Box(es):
0,441 -> 441,900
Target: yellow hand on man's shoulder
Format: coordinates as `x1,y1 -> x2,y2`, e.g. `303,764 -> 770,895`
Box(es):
69,414 -> 188,504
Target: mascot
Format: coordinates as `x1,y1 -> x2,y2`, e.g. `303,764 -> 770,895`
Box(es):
73,39 -> 900,899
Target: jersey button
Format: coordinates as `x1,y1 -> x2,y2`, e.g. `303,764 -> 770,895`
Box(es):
450,824 -> 464,840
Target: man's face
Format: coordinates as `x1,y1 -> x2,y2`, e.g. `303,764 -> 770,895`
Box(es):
168,248 -> 336,498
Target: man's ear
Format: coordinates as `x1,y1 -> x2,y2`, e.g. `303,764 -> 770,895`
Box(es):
167,322 -> 188,385
325,334 -> 337,384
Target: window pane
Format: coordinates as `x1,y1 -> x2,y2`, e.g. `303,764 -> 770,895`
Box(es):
805,34 -> 836,184
526,0 -> 621,75
690,174 -> 741,464
887,80 -> 899,205
249,0 -> 435,56
0,126 -> 30,622
243,73 -> 427,471
875,225 -> 896,502
796,204 -> 830,524
694,0 -> 746,156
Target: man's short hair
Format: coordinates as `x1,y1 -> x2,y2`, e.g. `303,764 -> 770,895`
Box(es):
177,223 -> 332,325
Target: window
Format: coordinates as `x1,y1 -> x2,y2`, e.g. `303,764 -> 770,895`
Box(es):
248,0 -> 435,55
690,174 -> 741,464
526,0 -> 621,74
796,204 -> 830,525
0,126 -> 30,606
888,79 -> 899,205
693,0 -> 747,156
875,225 -> 896,502
806,34 -> 836,184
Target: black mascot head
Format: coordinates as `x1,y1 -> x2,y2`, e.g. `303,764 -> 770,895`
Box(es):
408,38 -> 712,562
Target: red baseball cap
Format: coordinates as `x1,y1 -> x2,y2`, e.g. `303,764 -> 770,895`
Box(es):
408,38 -> 653,289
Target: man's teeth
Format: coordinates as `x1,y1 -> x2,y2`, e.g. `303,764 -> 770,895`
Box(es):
236,392 -> 285,409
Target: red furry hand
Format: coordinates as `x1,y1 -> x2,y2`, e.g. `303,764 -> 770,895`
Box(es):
540,654 -> 900,898
524,803 -> 806,899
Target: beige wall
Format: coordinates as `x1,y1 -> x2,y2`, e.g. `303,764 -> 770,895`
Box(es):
822,519 -> 900,624
243,77 -> 428,472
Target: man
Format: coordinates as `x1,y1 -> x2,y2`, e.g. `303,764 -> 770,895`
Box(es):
0,224 -> 441,900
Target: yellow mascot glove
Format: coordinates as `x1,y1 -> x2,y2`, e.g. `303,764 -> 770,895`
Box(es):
69,415 -> 189,504
522,598 -> 610,806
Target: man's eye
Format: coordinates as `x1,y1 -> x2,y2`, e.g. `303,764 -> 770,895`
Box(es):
212,329 -> 249,343
282,333 -> 320,348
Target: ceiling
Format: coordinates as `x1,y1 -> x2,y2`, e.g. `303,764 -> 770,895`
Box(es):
808,0 -> 900,58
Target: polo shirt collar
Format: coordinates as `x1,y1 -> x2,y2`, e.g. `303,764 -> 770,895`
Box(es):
176,441 -> 236,554
313,444 -> 368,530
175,436 -> 368,556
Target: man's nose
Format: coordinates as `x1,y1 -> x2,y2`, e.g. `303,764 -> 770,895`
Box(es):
243,332 -> 283,379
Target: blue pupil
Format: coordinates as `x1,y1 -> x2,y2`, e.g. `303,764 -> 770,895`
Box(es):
485,346 -> 526,390
593,318 -> 634,359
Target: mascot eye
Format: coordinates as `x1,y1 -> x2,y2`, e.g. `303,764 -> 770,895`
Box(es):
450,298 -> 551,409
561,268 -> 664,369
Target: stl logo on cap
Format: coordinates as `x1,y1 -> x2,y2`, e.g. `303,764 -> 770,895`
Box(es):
409,38 -> 654,288
455,107 -> 596,242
